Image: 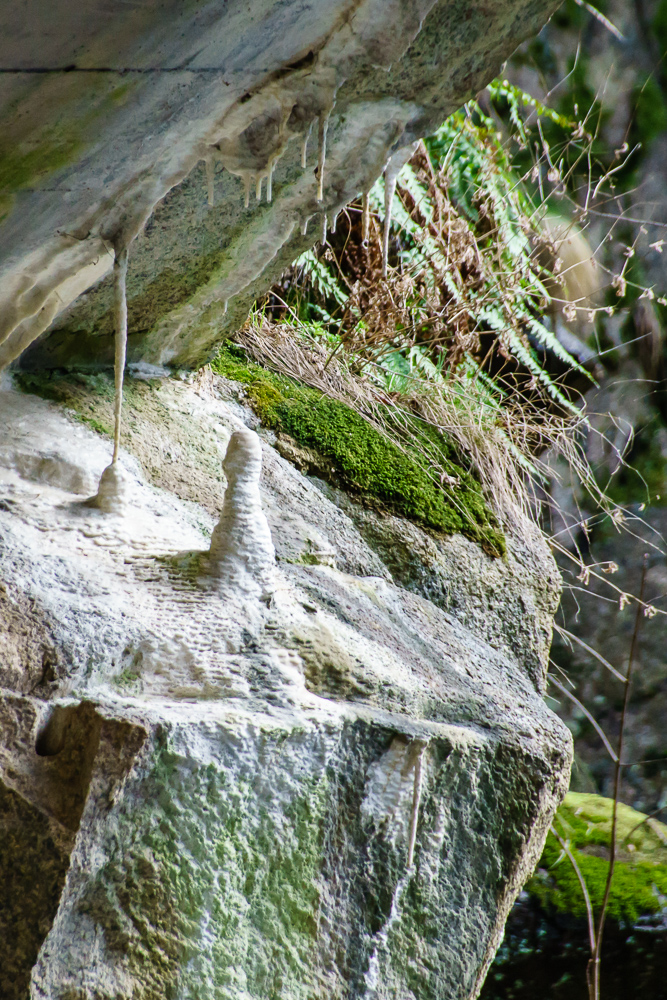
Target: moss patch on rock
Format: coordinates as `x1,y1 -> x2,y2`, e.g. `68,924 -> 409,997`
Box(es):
212,344 -> 505,556
526,792 -> 667,925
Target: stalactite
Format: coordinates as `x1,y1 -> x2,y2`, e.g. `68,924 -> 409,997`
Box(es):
331,212 -> 338,234
266,158 -> 275,203
256,174 -> 263,202
112,246 -> 129,464
362,191 -> 370,244
205,155 -> 216,207
86,244 -> 132,514
407,741 -> 427,870
321,214 -> 327,245
243,173 -> 252,209
301,120 -> 313,169
382,171 -> 397,278
382,143 -> 419,277
316,111 -> 330,202
301,215 -> 310,236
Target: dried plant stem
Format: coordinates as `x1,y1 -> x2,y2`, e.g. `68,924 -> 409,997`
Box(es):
589,553 -> 648,1000
551,825 -> 597,961
621,805 -> 667,847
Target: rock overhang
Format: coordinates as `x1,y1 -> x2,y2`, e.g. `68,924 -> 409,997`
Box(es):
1,0 -> 561,371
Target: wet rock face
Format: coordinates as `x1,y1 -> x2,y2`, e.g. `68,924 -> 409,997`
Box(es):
0,372 -> 571,999
0,0 -> 560,372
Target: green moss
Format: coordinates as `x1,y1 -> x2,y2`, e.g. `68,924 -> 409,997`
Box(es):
79,735 -> 330,999
0,133 -> 83,195
526,792 -> 667,925
0,79 -> 138,206
212,344 -> 505,556
14,370 -> 115,437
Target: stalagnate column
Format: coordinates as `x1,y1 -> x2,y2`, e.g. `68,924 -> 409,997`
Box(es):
87,246 -> 132,514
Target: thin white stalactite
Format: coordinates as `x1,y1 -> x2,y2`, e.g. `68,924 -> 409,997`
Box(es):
205,155 -> 216,207
316,111 -> 329,202
301,120 -> 313,169
407,742 -> 426,870
382,171 -> 397,278
112,247 -> 129,464
266,158 -> 274,203
362,191 -> 370,244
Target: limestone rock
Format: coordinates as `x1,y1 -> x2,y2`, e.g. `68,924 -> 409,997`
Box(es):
0,373 -> 571,999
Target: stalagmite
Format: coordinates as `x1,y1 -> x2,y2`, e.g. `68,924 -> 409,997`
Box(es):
362,191 -> 370,244
205,154 -> 216,207
208,428 -> 276,597
316,111 -> 330,202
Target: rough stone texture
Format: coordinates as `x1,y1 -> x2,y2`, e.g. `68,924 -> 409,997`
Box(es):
0,371 -> 571,999
0,0 -> 561,372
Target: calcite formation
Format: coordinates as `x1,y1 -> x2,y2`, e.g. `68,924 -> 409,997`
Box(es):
0,371 -> 572,999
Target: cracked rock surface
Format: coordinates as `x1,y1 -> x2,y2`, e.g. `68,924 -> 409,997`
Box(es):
0,372 -> 571,1000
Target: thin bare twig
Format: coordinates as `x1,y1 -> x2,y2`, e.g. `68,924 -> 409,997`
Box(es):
589,553 -> 649,1000
550,825 -> 597,959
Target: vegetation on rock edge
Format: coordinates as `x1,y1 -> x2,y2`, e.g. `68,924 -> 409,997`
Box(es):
212,343 -> 505,556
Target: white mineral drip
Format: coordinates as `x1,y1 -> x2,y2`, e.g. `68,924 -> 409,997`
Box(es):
301,215 -> 310,236
256,174 -> 263,202
87,246 -> 131,513
407,741 -> 427,869
266,158 -> 275,203
362,192 -> 370,244
316,110 -> 330,202
360,735 -> 429,998
205,154 -> 216,207
331,212 -> 338,234
321,214 -> 327,245
382,142 -> 419,277
301,120 -> 313,168
223,299 -> 228,315
243,173 -> 252,208
208,428 -> 276,597
111,247 -> 129,464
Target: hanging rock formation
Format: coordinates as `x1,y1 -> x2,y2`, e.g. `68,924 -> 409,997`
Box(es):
0,0 -> 561,372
